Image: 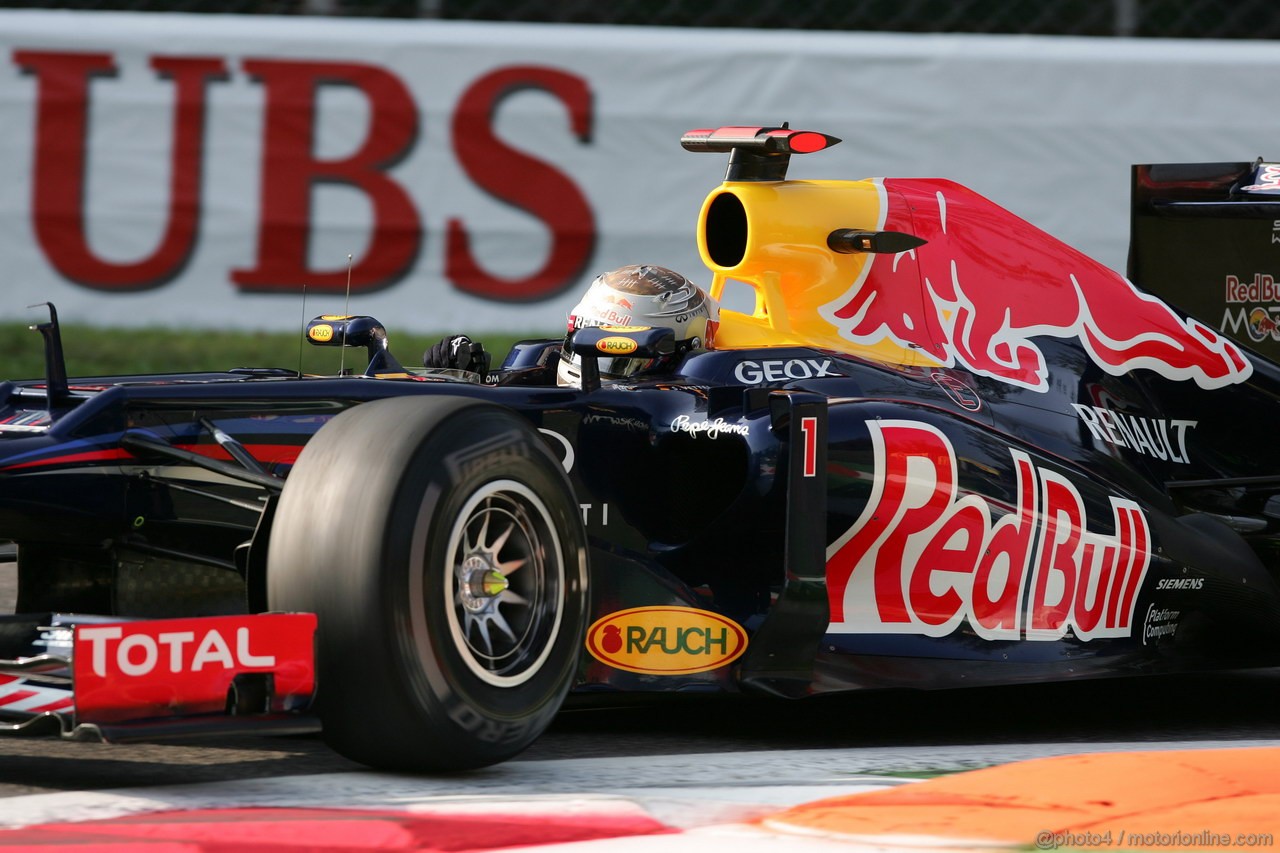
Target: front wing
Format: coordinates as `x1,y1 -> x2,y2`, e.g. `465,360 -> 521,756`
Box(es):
0,612 -> 318,742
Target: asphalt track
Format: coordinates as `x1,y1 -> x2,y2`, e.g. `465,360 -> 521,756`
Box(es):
2,558 -> 1280,846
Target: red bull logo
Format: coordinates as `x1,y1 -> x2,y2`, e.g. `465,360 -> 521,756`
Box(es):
1222,306 -> 1280,343
600,294 -> 635,310
1241,163 -> 1280,194
1248,307 -> 1279,342
826,420 -> 1151,641
819,180 -> 1252,392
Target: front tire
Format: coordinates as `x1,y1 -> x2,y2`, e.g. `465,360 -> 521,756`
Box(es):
267,396 -> 587,770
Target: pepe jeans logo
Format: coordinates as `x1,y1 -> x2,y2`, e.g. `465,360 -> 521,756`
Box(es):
669,415 -> 750,439
586,607 -> 747,674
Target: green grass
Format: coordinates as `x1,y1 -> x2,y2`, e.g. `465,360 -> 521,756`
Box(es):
867,768 -> 974,779
0,323 -> 536,380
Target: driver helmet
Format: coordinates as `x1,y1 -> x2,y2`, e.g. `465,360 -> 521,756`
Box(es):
557,265 -> 719,387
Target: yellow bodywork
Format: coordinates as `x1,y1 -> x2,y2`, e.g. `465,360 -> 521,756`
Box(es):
696,178 -> 932,368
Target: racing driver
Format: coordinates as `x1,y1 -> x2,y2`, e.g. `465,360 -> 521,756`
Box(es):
423,264 -> 720,386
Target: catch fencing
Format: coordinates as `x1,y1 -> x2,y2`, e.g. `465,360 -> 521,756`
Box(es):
0,0 -> 1275,39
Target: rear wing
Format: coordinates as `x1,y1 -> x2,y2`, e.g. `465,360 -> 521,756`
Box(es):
1129,160 -> 1280,363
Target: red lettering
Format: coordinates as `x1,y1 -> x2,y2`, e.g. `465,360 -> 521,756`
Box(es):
800,416 -> 818,478
447,66 -> 594,301
232,59 -> 420,293
1116,506 -> 1150,628
827,420 -> 1153,643
1029,473 -> 1083,637
1105,508 -> 1134,629
1073,539 -> 1114,636
971,452 -> 1037,638
909,502 -> 983,627
1225,275 -> 1241,302
1225,274 -> 1280,304
826,423 -> 956,624
15,51 -> 226,290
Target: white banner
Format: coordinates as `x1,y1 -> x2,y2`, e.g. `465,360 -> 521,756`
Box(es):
2,11 -> 1280,336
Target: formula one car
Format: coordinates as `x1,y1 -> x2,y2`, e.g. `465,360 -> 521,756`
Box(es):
4,125 -> 1280,770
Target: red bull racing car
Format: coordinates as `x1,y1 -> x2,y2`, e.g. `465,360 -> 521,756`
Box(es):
3,125 -> 1280,771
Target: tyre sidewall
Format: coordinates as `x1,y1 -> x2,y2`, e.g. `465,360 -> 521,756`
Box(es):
385,405 -> 586,765
268,397 -> 586,770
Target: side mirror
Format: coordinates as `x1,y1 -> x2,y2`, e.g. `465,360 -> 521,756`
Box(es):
305,315 -> 405,375
567,326 -> 676,392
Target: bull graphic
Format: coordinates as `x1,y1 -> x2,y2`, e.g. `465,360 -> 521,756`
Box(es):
821,179 -> 1251,392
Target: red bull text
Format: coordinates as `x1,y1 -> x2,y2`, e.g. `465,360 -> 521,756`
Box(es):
826,420 -> 1152,641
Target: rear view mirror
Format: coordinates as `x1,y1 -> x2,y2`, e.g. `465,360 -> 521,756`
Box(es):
567,326 -> 676,392
304,315 -> 404,375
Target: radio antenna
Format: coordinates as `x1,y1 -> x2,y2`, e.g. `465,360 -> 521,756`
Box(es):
339,253 -> 353,376
297,281 -> 308,378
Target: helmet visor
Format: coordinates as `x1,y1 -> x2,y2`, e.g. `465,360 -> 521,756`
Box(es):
597,356 -> 655,378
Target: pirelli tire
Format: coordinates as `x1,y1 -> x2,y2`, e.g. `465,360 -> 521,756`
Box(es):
266,396 -> 588,771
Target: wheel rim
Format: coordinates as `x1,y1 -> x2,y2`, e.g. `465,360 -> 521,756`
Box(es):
442,479 -> 566,687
